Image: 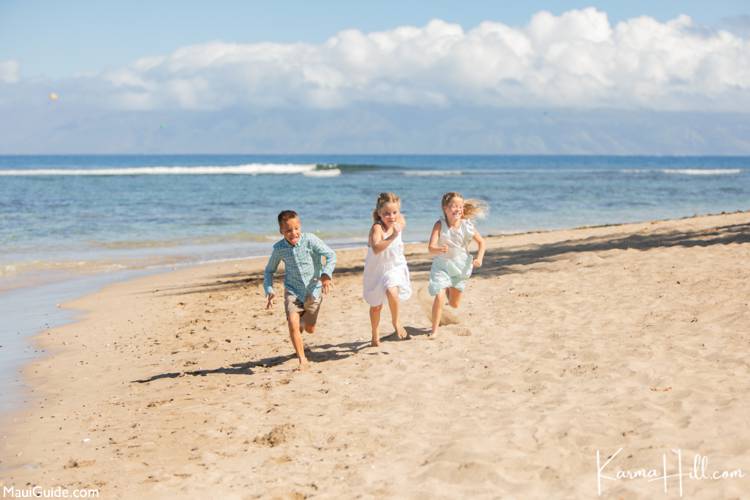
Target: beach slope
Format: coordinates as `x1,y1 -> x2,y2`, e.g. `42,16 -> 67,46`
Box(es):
2,211 -> 749,498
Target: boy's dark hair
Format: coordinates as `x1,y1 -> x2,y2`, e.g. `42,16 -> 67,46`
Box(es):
277,210 -> 299,226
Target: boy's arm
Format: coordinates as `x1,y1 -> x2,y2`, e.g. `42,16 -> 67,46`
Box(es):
309,234 -> 336,278
263,248 -> 282,297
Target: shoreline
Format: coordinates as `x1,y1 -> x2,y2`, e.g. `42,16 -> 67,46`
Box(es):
0,208 -> 747,417
0,239 -> 373,417
1,210 -> 749,497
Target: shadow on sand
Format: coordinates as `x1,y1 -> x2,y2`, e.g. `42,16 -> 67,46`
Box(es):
153,220 -> 749,298
132,339 -> 373,384
133,218 -> 748,383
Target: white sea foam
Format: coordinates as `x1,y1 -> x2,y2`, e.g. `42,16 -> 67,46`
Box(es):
302,168 -> 341,177
0,259 -> 128,278
0,163 -> 318,176
661,169 -> 742,176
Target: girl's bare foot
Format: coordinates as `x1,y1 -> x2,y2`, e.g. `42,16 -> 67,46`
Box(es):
395,325 -> 408,339
296,359 -> 310,371
371,333 -> 380,347
440,305 -> 460,325
428,329 -> 439,339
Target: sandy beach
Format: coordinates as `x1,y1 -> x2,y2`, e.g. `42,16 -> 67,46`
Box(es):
1,211 -> 749,499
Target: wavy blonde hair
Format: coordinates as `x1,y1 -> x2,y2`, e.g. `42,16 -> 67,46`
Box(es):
441,192 -> 487,220
372,192 -> 401,224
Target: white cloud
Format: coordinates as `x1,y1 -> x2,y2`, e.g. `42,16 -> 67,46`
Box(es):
0,60 -> 20,84
87,9 -> 750,112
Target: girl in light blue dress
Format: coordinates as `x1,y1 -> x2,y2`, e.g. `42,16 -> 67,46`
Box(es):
427,192 -> 487,337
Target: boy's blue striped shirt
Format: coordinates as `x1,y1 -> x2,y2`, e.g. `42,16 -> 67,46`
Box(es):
263,233 -> 336,301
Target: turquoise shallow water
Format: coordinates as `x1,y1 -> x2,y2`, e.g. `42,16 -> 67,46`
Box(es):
0,268 -> 158,414
0,154 -> 748,413
1,154 -> 748,278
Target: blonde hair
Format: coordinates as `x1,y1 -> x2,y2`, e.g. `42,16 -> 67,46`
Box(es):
372,192 -> 401,224
441,191 -> 487,220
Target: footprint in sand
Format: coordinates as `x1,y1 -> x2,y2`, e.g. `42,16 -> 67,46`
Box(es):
253,423 -> 296,447
417,286 -> 461,326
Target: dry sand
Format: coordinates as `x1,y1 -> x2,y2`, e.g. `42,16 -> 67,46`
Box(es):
1,211 -> 749,499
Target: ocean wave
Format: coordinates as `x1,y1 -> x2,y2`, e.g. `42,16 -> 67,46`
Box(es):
320,163 -> 392,173
402,170 -> 463,177
622,168 -> 743,176
0,162 -> 616,177
0,163 -> 319,176
0,259 -> 128,278
91,232 -> 277,250
303,168 -> 341,177
662,169 -> 742,176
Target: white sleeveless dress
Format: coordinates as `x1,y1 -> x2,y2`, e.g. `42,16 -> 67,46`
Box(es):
363,229 -> 412,306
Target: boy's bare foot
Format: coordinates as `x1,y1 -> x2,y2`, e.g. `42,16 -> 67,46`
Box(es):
395,325 -> 408,339
428,330 -> 439,339
371,334 -> 380,347
296,359 -> 310,371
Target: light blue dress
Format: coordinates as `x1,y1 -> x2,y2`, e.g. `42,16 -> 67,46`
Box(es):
428,216 -> 475,296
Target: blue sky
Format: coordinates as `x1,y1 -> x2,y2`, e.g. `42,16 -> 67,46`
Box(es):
3,0 -> 749,78
1,1 -> 749,154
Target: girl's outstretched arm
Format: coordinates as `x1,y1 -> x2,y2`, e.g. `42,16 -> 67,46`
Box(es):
472,230 -> 486,268
428,220 -> 448,255
369,223 -> 398,254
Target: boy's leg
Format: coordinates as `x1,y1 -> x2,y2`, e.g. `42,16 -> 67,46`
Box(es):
430,289 -> 446,337
386,287 -> 407,339
286,311 -> 308,368
300,314 -> 315,334
284,292 -> 309,369
369,305 -> 382,346
300,294 -> 322,334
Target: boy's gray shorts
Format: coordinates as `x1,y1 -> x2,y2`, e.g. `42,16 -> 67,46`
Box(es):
284,290 -> 322,325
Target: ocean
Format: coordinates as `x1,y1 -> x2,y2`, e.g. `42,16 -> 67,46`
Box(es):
2,154 -> 748,287
0,154 -> 748,410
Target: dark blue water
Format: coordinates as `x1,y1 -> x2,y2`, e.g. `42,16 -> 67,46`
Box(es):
1,155 -> 748,284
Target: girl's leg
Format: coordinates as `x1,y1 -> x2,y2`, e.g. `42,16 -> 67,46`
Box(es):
447,287 -> 463,308
369,305 -> 383,346
286,312 -> 308,369
386,287 -> 407,339
430,289 -> 446,337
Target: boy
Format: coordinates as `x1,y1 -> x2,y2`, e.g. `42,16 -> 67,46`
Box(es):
264,210 -> 336,369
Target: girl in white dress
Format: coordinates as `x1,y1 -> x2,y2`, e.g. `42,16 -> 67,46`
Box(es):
363,192 -> 412,346
427,192 -> 487,338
